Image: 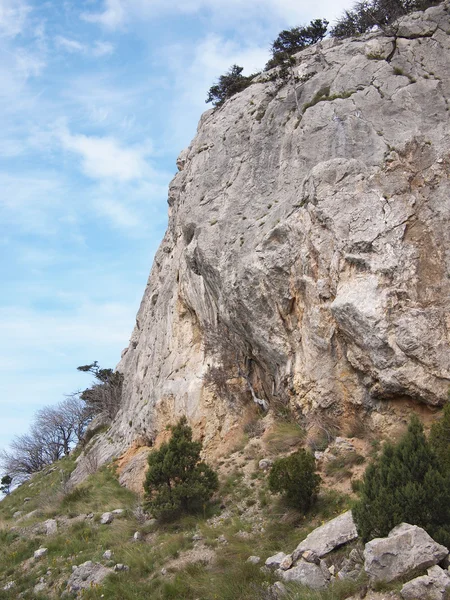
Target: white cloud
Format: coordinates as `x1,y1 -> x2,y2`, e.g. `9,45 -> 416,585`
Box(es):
58,127 -> 151,181
81,0 -> 126,29
92,40 -> 114,56
55,35 -> 114,57
55,35 -> 85,53
81,0 -> 352,31
0,0 -> 30,38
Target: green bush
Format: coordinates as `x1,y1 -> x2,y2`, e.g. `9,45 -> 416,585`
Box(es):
265,19 -> 328,71
205,65 -> 255,107
144,417 -> 218,520
430,402 -> 450,473
268,449 -> 320,511
353,415 -> 450,545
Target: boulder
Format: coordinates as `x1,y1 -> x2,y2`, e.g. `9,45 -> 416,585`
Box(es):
401,565 -> 450,600
280,558 -> 330,589
293,511 -> 358,560
67,561 -> 113,593
103,550 -> 113,560
100,512 -> 114,525
364,523 -> 449,583
45,519 -> 57,536
265,552 -> 288,569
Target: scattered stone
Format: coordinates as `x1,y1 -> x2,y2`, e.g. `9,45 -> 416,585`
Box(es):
133,531 -> 142,541
67,561 -> 113,593
329,565 -> 336,576
280,558 -> 331,589
112,509 -> 125,515
100,512 -> 114,525
364,523 -> 449,583
114,563 -> 129,572
337,547 -> 364,581
34,581 -> 47,594
34,548 -> 48,559
265,552 -> 288,569
217,535 -> 228,545
293,511 -> 358,560
247,556 -> 261,564
45,519 -> 58,535
13,511 -> 23,519
401,565 -> 450,600
192,533 -> 203,542
23,497 -> 31,503
161,567 -> 167,575
279,555 -> 293,570
103,550 -> 113,560
2,581 -> 15,591
258,459 -> 273,471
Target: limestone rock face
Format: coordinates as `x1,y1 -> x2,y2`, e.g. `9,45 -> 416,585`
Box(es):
364,523 -> 449,583
401,565 -> 450,600
71,3 -> 450,485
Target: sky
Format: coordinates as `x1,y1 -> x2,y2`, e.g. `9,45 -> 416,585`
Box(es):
0,0 -> 351,457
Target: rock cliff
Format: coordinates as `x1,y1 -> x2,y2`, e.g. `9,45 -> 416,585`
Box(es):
71,2 -> 450,487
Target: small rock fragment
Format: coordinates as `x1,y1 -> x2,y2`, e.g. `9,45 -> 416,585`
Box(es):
100,512 -> 114,525
34,548 -> 48,559
247,556 -> 261,564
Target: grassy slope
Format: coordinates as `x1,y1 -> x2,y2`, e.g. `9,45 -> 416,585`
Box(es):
0,425 -> 392,600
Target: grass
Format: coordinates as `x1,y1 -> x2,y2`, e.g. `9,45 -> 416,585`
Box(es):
324,452 -> 365,480
266,422 -> 304,454
0,446 -> 356,600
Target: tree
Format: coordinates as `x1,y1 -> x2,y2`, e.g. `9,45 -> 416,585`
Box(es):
206,65 -> 254,107
353,416 -> 450,545
430,402 -> 450,473
144,417 -> 218,519
265,20 -> 328,71
268,449 -> 321,511
331,0 -> 440,38
77,361 -> 123,419
0,475 -> 12,495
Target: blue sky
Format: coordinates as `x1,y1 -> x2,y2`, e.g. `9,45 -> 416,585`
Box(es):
0,0 -> 351,456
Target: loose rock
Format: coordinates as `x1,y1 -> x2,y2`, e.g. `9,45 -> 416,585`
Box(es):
100,512 -> 114,525
401,565 -> 450,600
364,523 -> 449,583
293,511 -> 358,560
34,548 -> 48,559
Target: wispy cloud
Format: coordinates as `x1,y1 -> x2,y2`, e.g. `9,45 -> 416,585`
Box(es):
55,35 -> 114,57
57,127 -> 151,181
0,0 -> 31,38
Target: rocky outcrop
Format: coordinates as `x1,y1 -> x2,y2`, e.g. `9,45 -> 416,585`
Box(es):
401,565 -> 450,600
364,523 -> 448,583
71,2 -> 450,485
292,510 -> 358,560
67,561 -> 113,595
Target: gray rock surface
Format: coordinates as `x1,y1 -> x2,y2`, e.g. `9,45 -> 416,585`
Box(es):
100,512 -> 114,525
69,2 -> 450,486
45,519 -> 57,536
67,561 -> 113,594
364,523 -> 449,583
34,548 -> 48,559
265,552 -> 288,569
280,558 -> 330,589
401,565 -> 450,600
293,511 -> 358,560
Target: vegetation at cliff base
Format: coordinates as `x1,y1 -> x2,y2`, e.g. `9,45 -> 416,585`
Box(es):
144,417 -> 219,519
268,449 -> 321,511
353,414 -> 450,546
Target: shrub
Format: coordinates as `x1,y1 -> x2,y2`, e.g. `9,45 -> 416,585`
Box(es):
205,65 -> 254,107
144,417 -> 218,520
331,0 -> 441,39
430,403 -> 450,473
353,415 -> 450,545
268,449 -> 321,511
265,19 -> 328,71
